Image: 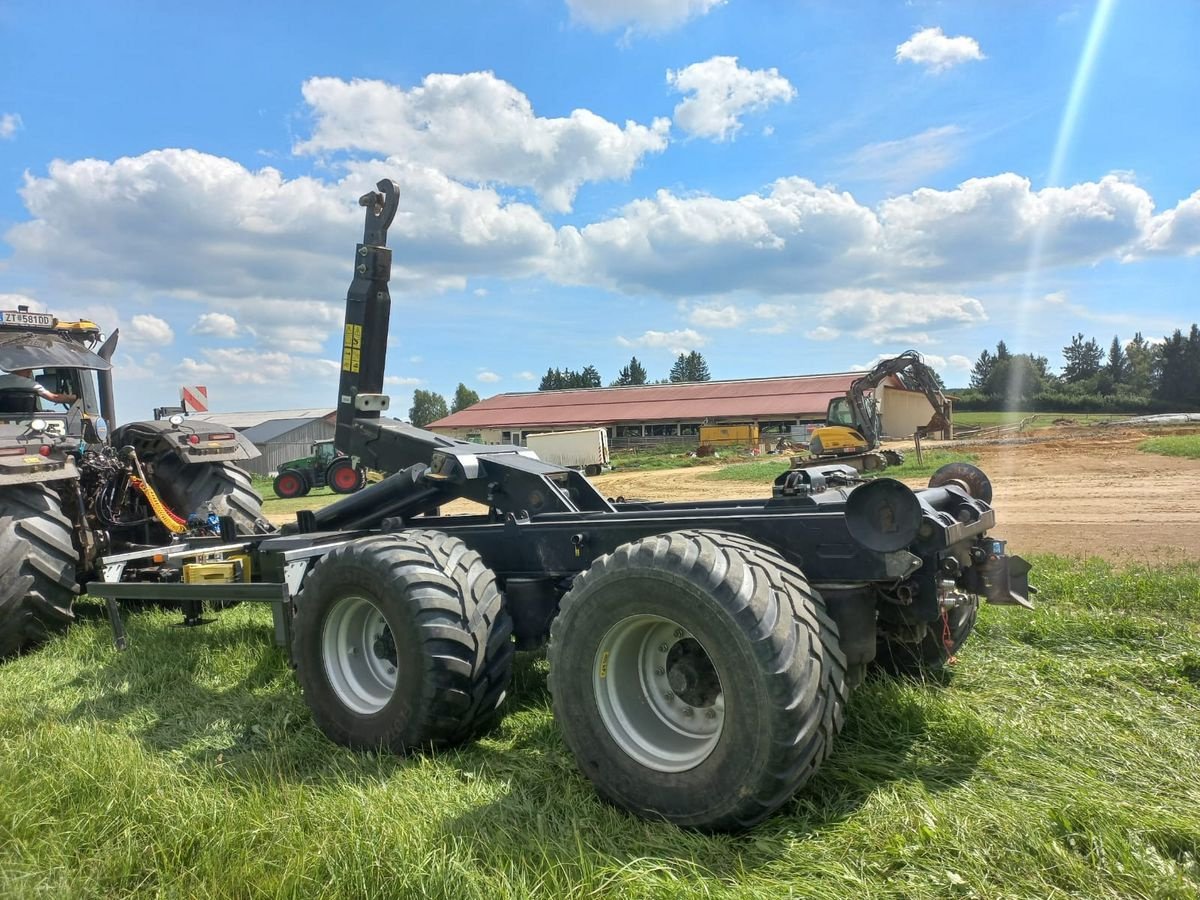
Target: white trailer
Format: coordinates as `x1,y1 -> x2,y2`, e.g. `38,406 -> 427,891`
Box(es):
525,428 -> 610,476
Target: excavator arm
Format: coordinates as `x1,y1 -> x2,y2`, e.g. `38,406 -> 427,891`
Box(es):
844,351 -> 949,448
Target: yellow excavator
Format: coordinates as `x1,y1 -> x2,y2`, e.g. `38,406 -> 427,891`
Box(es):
803,351 -> 949,472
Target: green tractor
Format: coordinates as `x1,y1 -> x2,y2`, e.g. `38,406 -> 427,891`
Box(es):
272,438 -> 366,498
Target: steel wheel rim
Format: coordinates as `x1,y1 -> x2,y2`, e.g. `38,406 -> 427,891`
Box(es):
322,594 -> 397,715
593,614 -> 725,773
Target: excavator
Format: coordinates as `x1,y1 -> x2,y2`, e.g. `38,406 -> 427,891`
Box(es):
803,351 -> 949,472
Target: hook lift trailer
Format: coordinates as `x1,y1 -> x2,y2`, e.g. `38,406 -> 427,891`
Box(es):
88,180 -> 1032,832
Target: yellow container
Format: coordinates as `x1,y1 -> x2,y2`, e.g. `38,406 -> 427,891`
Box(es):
183,561 -> 243,584
699,424 -> 760,447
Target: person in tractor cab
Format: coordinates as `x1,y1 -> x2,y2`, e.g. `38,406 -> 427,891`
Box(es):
0,367 -> 78,413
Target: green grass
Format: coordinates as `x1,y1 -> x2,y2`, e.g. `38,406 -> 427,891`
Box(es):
610,445 -> 728,472
1139,434 -> 1200,460
699,450 -> 978,483
250,475 -> 343,520
3,555 -> 1199,898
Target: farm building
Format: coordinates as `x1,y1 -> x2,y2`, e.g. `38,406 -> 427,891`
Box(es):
428,372 -> 950,449
187,408 -> 336,477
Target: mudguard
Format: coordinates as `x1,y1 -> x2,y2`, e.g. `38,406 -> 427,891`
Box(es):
0,420 -> 80,485
110,418 -> 261,464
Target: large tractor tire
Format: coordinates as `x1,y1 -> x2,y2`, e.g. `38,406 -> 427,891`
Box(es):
326,457 -> 365,495
151,456 -> 270,534
875,601 -> 978,677
293,531 -> 514,751
273,469 -> 310,500
0,483 -> 80,657
547,530 -> 848,831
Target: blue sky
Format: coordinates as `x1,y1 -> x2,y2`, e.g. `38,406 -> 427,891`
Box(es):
1,0 -> 1197,418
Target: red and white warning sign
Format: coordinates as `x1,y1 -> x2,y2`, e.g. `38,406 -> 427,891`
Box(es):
180,385 -> 209,414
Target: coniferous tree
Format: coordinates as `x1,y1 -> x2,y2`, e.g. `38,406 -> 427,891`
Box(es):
612,356 -> 649,386
1125,332 -> 1155,394
1061,333 -> 1103,384
969,349 -> 995,390
1105,335 -> 1129,385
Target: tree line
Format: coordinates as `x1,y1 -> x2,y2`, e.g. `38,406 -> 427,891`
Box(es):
408,352 -> 714,426
539,352 -> 711,390
959,324 -> 1200,412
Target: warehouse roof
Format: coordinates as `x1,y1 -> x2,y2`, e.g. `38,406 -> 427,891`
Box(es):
186,408 -> 335,429
429,372 -> 894,430
239,417 -> 323,444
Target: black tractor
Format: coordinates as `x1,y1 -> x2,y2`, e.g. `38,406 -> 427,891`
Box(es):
0,307 -> 267,656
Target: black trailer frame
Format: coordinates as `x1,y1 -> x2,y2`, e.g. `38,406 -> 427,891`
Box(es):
85,178 -> 1031,832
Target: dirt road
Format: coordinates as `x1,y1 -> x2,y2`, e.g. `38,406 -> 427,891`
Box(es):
587,428 -> 1200,562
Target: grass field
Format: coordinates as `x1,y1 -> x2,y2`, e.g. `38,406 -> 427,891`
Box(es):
699,450 -> 979,483
2,556 -> 1198,898
1140,434 -> 1200,460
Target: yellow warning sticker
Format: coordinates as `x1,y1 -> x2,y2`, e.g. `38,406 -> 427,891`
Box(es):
598,650 -> 609,679
341,324 -> 363,372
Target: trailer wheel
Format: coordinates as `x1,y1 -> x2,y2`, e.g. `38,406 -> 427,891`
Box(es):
548,530 -> 847,831
293,531 -> 514,751
151,456 -> 270,534
326,457 -> 365,494
875,601 -> 978,676
0,483 -> 80,657
273,469 -> 309,500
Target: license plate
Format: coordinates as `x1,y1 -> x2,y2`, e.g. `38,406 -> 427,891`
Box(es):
1,310 -> 55,328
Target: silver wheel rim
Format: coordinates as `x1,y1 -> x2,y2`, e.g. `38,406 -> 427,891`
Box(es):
593,614 -> 725,773
322,594 -> 397,715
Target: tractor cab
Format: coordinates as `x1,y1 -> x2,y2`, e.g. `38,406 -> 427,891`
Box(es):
0,308 -> 117,477
312,439 -> 337,463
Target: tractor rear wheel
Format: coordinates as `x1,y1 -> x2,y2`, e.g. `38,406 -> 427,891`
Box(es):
875,601 -> 978,676
0,483 -> 80,657
547,530 -> 847,831
326,457 -> 365,494
293,530 -> 514,751
273,469 -> 309,500
152,456 -> 269,534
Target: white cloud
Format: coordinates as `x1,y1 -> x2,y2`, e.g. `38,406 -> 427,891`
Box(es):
409,356 -> 424,364
384,375 -> 421,386
840,125 -> 965,187
878,173 -> 1153,279
617,328 -> 707,355
896,27 -> 985,73
667,56 -> 795,141
752,289 -> 985,345
298,74 -> 669,212
476,371 -> 502,383
515,370 -> 536,381
1140,189 -> 1200,257
0,113 -> 22,140
557,173 -> 1170,297
806,325 -> 840,341
687,303 -> 745,328
176,349 -> 338,386
190,312 -> 241,338
0,292 -> 43,311
565,0 -> 724,34
557,178 -> 880,295
128,313 -> 174,345
854,351 -> 972,374
6,150 -> 559,309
